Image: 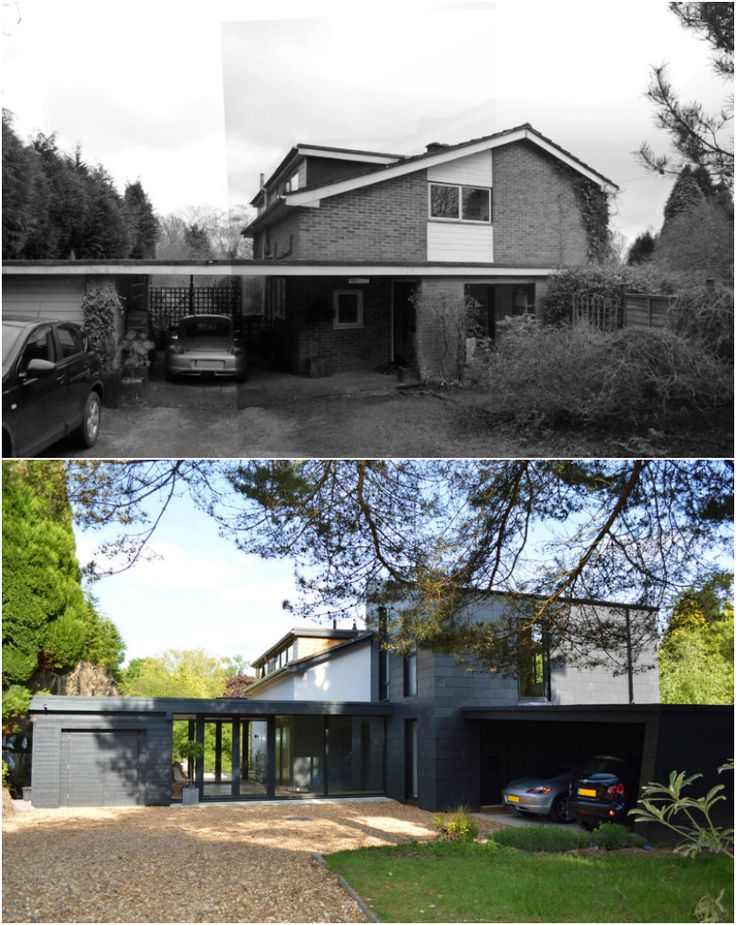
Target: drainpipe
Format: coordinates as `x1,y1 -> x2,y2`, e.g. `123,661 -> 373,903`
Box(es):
624,607 -> 634,704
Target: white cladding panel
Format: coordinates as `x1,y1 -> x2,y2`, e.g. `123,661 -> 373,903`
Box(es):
294,644 -> 371,701
427,222 -> 494,262
427,149 -> 492,186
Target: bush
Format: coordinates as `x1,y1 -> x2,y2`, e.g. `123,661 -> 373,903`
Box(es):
667,284 -> 734,361
433,805 -> 479,842
81,280 -> 125,372
490,824 -> 588,853
483,316 -> 733,432
588,823 -> 645,850
541,265 -> 681,326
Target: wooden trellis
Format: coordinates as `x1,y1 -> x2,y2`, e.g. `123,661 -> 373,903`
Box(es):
149,284 -> 242,336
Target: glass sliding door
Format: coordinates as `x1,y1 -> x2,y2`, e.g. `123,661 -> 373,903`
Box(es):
327,716 -> 385,796
202,719 -> 235,799
275,716 -> 325,797
239,719 -> 268,796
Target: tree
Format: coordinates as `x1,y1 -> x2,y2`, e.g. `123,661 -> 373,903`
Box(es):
2,110 -> 41,257
64,459 -> 733,676
626,231 -> 657,265
123,181 -> 159,259
2,460 -> 125,732
156,206 -> 254,260
659,573 -> 733,704
654,196 -> 734,281
120,648 -> 247,699
638,2 -> 734,187
663,166 -> 706,223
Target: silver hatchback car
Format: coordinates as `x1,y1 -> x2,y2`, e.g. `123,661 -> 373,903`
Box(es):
502,765 -> 574,823
165,314 -> 246,381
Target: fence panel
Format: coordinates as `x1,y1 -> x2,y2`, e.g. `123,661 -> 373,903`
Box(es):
623,293 -> 673,329
571,293 -> 620,331
149,286 -> 242,336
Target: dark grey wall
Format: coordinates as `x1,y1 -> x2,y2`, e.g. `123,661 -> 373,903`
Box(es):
31,712 -> 172,808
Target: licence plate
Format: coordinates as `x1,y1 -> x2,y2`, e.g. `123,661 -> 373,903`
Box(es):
194,361 -> 225,370
578,787 -> 597,797
507,794 -> 520,803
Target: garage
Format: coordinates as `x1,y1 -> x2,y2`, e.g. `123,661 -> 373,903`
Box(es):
59,730 -> 144,806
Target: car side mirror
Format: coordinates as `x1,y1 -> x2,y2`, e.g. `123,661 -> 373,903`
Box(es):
23,358 -> 56,377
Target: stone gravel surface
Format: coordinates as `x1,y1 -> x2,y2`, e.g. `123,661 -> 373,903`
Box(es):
2,799 -> 503,923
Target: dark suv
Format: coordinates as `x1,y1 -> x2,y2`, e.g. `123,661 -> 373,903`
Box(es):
3,316 -> 104,457
568,755 -> 634,830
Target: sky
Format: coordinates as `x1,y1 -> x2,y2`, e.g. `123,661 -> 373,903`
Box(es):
72,490 -> 362,668
1,0 -> 730,246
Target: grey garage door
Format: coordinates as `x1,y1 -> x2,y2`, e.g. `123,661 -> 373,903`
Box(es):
60,731 -> 143,806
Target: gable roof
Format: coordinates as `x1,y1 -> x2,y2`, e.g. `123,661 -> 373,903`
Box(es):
281,123 -> 617,206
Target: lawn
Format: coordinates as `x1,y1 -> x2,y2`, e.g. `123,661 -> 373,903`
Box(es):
326,842 -> 734,923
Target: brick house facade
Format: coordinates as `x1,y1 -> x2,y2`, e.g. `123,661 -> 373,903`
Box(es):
244,124 -> 617,378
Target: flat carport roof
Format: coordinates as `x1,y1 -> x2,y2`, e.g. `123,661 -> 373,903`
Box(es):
3,259 -> 556,278
30,695 -> 394,719
462,703 -> 663,722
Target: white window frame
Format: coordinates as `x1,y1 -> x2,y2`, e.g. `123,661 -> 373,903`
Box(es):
333,290 -> 364,329
428,182 -> 492,224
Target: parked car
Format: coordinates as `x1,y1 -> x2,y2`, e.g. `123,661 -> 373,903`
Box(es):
2,316 -> 103,457
165,314 -> 245,381
502,765 -> 574,823
567,754 -> 634,830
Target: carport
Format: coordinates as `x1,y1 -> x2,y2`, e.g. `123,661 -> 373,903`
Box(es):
463,704 -> 734,816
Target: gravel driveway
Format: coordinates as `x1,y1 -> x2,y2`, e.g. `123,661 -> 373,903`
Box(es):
2,799 -> 501,923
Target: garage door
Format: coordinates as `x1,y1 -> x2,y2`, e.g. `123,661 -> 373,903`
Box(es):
60,731 -> 143,806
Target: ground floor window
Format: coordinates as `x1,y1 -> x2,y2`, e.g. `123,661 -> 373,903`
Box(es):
405,719 -> 418,801
333,290 -> 364,329
175,713 -> 385,801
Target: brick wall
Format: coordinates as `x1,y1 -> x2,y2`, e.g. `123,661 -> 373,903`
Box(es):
285,277 -> 392,373
296,171 -> 427,262
492,140 -> 589,264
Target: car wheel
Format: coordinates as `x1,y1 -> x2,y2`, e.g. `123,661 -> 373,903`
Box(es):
551,795 -> 572,824
73,391 -> 101,448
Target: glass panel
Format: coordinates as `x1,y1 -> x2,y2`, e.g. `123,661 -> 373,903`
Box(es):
202,719 -> 234,799
328,717 -> 384,795
171,719 -> 194,801
404,651 -> 417,697
20,327 -> 54,369
240,720 -> 268,796
275,716 -> 324,797
462,187 -> 490,221
518,625 -> 549,699
430,184 -> 459,218
337,293 -> 359,326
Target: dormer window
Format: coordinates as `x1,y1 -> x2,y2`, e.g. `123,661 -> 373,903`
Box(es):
429,183 -> 491,223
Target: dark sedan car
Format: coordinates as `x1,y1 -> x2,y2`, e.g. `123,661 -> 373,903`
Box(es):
165,314 -> 246,381
3,316 -> 103,457
568,755 -> 634,830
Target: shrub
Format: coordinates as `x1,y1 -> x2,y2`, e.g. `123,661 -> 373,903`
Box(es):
588,823 -> 645,850
2,760 -> 9,788
490,824 -> 588,853
667,283 -> 734,361
541,265 -> 681,326
433,805 -> 479,842
483,316 -> 732,432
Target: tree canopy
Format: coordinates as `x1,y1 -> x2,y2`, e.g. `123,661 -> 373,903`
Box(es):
1,111 -> 158,260
2,461 -> 125,731
638,2 -> 734,187
120,649 -> 249,699
64,458 -> 733,676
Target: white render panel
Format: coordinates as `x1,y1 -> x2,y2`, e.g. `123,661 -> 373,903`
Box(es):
427,222 -> 494,262
427,149 -> 492,186
294,645 -> 371,701
248,673 -> 295,700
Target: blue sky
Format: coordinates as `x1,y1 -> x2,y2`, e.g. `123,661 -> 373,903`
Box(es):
2,0 -> 730,245
73,492 -> 359,667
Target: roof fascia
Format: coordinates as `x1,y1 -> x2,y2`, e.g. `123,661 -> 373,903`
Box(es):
284,127 -> 617,207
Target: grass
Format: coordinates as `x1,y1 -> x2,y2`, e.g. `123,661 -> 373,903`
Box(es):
325,841 -> 734,923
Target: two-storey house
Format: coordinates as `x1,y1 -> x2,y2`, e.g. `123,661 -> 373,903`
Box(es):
243,123 -> 618,378
27,591 -> 732,813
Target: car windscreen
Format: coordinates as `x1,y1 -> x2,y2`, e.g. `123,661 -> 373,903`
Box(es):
580,756 -> 625,776
181,320 -> 231,339
2,325 -> 24,366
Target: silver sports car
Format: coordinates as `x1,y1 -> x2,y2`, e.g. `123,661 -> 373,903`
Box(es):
501,765 -> 574,823
165,314 -> 246,381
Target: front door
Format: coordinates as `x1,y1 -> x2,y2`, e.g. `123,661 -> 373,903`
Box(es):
392,281 -> 417,366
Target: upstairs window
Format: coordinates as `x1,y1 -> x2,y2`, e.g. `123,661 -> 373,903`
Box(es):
429,183 -> 491,223
403,649 -> 417,697
518,623 -> 550,700
378,607 -> 390,701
